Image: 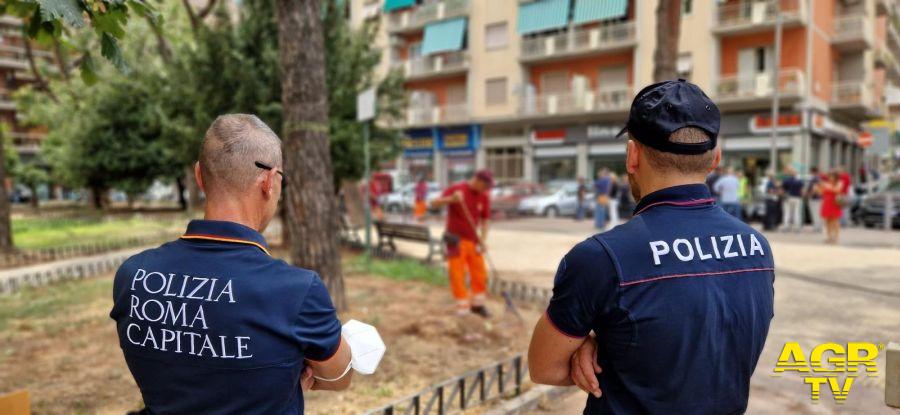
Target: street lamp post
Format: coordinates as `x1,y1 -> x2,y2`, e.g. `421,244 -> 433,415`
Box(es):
769,4 -> 783,175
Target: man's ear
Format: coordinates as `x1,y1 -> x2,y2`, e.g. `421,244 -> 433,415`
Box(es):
260,168 -> 277,199
625,140 -> 640,174
710,145 -> 722,173
194,162 -> 205,193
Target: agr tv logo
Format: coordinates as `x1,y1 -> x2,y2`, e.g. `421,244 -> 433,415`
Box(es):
773,342 -> 883,403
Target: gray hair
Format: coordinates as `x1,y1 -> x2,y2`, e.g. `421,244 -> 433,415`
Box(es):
199,114 -> 282,195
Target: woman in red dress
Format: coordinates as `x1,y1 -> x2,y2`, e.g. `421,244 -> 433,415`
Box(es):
819,171 -> 845,244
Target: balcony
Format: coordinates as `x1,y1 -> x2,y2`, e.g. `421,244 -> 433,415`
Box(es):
519,86 -> 631,120
714,68 -> 805,110
713,0 -> 805,36
876,46 -> 900,81
831,81 -> 880,119
520,22 -> 636,63
832,15 -> 871,51
396,51 -> 468,81
0,89 -> 15,111
0,44 -> 55,71
386,0 -> 468,34
403,103 -> 468,127
10,131 -> 45,154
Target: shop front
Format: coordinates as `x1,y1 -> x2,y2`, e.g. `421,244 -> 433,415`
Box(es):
438,125 -> 481,186
531,127 -> 577,184
401,129 -> 436,182
567,123 -> 627,177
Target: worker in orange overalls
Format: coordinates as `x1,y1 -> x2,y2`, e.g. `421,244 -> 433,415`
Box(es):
413,176 -> 429,221
430,170 -> 493,318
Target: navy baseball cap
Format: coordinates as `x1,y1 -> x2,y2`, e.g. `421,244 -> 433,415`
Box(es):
616,79 -> 720,155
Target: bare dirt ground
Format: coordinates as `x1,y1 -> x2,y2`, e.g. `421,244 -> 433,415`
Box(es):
0,264 -> 539,414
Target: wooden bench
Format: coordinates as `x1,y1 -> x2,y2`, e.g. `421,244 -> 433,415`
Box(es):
374,221 -> 441,262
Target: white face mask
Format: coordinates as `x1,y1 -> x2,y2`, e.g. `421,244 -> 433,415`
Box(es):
342,319 -> 385,375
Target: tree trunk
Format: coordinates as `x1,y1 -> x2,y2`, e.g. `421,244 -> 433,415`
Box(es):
653,0 -> 682,82
28,185 -> 39,209
0,137 -> 14,252
90,186 -> 104,210
175,176 -> 188,210
276,0 -> 345,310
185,166 -> 202,211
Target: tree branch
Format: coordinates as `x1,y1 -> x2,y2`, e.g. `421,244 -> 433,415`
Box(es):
196,0 -> 219,19
52,39 -> 71,81
22,38 -> 58,102
146,14 -> 172,63
181,0 -> 200,34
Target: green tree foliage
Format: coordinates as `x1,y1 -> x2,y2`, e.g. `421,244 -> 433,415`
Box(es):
323,1 -> 405,185
1,0 -> 160,83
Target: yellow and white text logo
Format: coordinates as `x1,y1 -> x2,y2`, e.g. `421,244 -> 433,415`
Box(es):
773,342 -> 883,403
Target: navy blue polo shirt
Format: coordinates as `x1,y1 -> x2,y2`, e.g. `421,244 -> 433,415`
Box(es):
547,184 -> 775,415
110,220 -> 342,414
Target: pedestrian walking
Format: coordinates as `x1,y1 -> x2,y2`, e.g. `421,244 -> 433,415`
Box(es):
714,167 -> 742,220
413,175 -> 428,221
575,176 -> 587,221
780,167 -> 804,232
430,169 -> 493,317
806,167 -> 823,232
606,173 -> 620,229
838,165 -> 852,226
593,168 -> 612,230
762,170 -> 781,231
820,170 -> 845,244
527,80 -> 774,414
706,166 -> 723,199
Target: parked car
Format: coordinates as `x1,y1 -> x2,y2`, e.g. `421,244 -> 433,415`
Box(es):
859,179 -> 900,229
383,182 -> 441,213
491,182 -> 543,217
517,180 -> 592,218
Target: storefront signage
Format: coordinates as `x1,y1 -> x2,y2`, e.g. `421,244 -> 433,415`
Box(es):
749,113 -> 803,134
531,128 -> 566,145
438,127 -> 478,153
403,129 -> 435,156
561,124 -> 622,144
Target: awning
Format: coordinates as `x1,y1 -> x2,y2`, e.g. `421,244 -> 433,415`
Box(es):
383,0 -> 415,12
572,0 -> 628,25
421,17 -> 468,55
517,0 -> 572,35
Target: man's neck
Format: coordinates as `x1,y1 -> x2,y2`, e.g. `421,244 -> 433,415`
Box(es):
203,197 -> 263,232
637,175 -> 706,200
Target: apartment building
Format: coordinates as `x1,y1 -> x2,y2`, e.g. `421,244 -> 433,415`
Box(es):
352,0 -> 897,187
0,16 -> 52,163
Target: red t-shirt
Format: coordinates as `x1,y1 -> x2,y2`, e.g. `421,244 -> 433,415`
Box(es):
839,172 -> 851,195
443,181 -> 490,242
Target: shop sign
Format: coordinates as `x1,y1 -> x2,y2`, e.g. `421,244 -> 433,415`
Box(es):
439,127 -> 477,153
531,128 -> 566,145
403,130 -> 435,156
748,113 -> 803,134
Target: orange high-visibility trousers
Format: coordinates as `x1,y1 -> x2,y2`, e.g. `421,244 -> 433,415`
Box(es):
414,200 -> 427,219
447,238 -> 488,306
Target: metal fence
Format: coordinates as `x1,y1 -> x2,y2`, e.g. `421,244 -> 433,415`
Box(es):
364,355 -> 526,415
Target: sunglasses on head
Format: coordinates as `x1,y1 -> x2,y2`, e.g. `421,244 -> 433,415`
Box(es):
255,161 -> 286,186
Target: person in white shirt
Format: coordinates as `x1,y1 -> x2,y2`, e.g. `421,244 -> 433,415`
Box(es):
714,167 -> 742,220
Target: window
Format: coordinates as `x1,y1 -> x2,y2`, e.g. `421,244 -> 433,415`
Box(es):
755,48 -> 767,72
485,22 -> 508,50
486,148 -> 524,182
681,0 -> 693,15
542,71 -> 569,94
486,78 -> 508,106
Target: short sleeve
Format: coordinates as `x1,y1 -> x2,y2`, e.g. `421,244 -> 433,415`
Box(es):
441,185 -> 454,197
295,275 -> 343,361
545,237 -> 618,338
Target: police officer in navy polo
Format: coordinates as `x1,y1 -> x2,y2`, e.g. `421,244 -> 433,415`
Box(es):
528,80 -> 775,414
110,114 -> 353,414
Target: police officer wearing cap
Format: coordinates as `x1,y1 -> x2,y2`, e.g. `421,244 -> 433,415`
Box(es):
110,114 -> 353,414
528,80 -> 774,414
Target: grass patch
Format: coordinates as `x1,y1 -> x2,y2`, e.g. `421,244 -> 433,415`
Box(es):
12,215 -> 185,250
345,254 -> 446,286
0,277 -> 112,332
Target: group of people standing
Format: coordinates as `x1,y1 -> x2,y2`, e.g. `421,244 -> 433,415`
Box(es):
575,168 -> 636,230
705,164 -> 852,244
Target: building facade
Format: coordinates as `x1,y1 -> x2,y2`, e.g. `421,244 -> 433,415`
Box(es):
0,16 -> 52,163
350,0 -> 898,187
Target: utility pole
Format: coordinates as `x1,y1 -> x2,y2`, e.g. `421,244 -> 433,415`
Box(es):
769,4 -> 783,175
357,87 -> 377,259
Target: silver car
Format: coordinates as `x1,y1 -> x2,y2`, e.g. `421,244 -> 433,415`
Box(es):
518,180 -> 593,218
